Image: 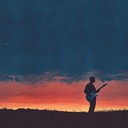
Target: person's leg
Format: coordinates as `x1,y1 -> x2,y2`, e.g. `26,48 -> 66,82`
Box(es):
88,98 -> 96,113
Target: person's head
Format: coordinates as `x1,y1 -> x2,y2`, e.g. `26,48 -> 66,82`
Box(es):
89,77 -> 95,83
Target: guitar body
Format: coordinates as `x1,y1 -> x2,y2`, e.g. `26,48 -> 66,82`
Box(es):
86,92 -> 98,102
85,84 -> 107,102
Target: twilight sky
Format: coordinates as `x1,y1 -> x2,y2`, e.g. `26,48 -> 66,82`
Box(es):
0,0 -> 128,111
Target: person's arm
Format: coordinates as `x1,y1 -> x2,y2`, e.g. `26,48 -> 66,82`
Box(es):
96,88 -> 100,93
84,87 -> 87,94
84,85 -> 89,94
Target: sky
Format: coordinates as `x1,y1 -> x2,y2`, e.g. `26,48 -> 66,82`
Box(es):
0,0 -> 128,111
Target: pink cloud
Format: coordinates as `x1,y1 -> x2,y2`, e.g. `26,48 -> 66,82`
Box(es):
0,78 -> 127,111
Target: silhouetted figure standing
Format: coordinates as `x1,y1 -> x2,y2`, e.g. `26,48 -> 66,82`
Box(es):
84,77 -> 100,113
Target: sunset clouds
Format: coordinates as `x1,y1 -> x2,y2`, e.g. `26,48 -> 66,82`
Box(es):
0,76 -> 127,112
0,0 -> 128,112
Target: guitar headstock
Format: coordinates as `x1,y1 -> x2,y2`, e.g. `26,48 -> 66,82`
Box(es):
103,84 -> 107,87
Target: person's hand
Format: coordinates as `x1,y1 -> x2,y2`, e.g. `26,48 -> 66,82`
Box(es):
97,89 -> 100,93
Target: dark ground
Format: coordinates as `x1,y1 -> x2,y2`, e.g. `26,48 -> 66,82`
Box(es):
0,109 -> 127,128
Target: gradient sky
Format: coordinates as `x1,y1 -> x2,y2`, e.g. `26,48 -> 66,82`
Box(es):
0,0 -> 128,111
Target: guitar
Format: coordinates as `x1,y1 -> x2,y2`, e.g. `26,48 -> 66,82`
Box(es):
86,84 -> 107,102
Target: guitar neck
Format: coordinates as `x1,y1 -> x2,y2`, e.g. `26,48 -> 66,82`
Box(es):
97,84 -> 107,91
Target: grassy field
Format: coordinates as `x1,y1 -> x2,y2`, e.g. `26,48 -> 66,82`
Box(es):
0,109 -> 127,128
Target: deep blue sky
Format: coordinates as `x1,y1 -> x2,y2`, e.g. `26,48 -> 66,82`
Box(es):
0,0 -> 128,81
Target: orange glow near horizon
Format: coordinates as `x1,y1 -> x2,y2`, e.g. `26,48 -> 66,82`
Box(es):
0,78 -> 128,112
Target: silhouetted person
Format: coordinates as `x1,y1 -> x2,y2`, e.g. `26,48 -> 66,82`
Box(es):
84,77 -> 100,113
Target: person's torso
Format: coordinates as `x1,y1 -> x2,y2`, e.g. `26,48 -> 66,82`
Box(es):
85,83 -> 96,94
